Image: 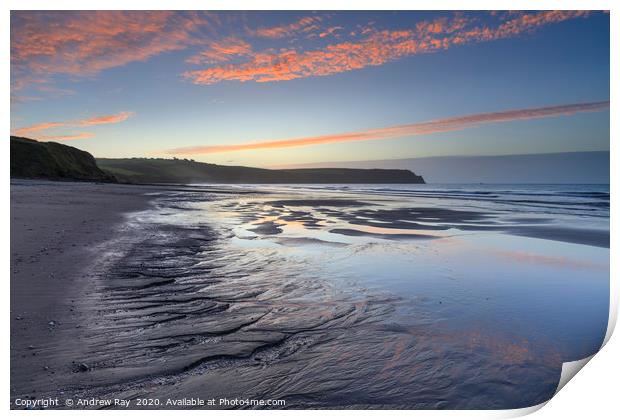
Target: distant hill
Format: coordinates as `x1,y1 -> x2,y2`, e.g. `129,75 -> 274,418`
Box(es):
97,158 -> 425,184
277,151 -> 610,184
10,136 -> 116,182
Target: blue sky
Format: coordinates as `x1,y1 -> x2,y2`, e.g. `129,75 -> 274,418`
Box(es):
10,11 -> 609,167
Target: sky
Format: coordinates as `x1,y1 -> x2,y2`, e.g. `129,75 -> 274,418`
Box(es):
10,10 -> 610,168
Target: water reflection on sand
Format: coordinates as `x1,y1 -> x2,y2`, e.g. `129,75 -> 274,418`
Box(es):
79,185 -> 608,409
158,186 -> 607,408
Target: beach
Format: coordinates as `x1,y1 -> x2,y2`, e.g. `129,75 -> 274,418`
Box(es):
10,180 -> 157,397
10,180 -> 610,409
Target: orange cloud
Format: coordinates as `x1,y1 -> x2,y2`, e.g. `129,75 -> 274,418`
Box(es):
186,38 -> 252,65
185,11 -> 591,85
319,26 -> 343,38
11,76 -> 47,92
164,101 -> 609,155
10,76 -> 76,102
11,11 -> 215,86
76,111 -> 134,127
11,11 -> 598,92
37,133 -> 95,141
12,111 -> 134,140
250,16 -> 323,39
13,121 -> 65,136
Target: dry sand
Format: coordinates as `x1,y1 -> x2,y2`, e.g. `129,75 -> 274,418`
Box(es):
10,180 -> 155,398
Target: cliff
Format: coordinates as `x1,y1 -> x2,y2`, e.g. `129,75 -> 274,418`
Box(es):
10,136 -> 116,182
9,136 -> 425,184
97,158 -> 425,184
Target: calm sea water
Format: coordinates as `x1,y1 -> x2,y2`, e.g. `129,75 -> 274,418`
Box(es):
248,182 -> 610,217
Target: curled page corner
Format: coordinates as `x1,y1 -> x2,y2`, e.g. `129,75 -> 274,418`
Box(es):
502,356 -> 598,419
497,401 -> 548,418
602,293 -> 618,347
543,297 -> 616,408
554,355 -> 595,396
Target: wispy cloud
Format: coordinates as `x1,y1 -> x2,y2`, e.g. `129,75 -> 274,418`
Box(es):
76,111 -> 134,127
37,133 -> 95,141
184,11 -> 591,85
11,11 -> 216,89
10,77 -> 52,103
13,121 -> 66,136
186,38 -> 252,65
318,26 -> 343,39
11,11 -> 599,92
249,16 -> 323,39
13,111 -> 134,140
164,101 -> 609,155
10,94 -> 42,104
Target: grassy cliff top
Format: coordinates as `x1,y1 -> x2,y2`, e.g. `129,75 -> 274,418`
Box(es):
11,136 -> 115,182
97,157 -> 425,184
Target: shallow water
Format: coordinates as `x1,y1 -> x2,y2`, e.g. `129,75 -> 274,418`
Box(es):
73,184 -> 608,409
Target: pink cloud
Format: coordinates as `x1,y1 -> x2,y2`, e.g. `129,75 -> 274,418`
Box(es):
37,132 -> 95,141
12,111 -> 134,141
186,38 -> 252,65
11,11 -> 598,92
164,101 -> 609,155
185,11 -> 592,85
13,121 -> 65,136
319,26 -> 343,38
76,111 -> 134,127
250,16 -> 323,39
11,11 -> 215,87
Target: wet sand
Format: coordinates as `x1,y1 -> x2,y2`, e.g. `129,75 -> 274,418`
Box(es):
10,180 -> 249,400
10,180 -> 609,409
